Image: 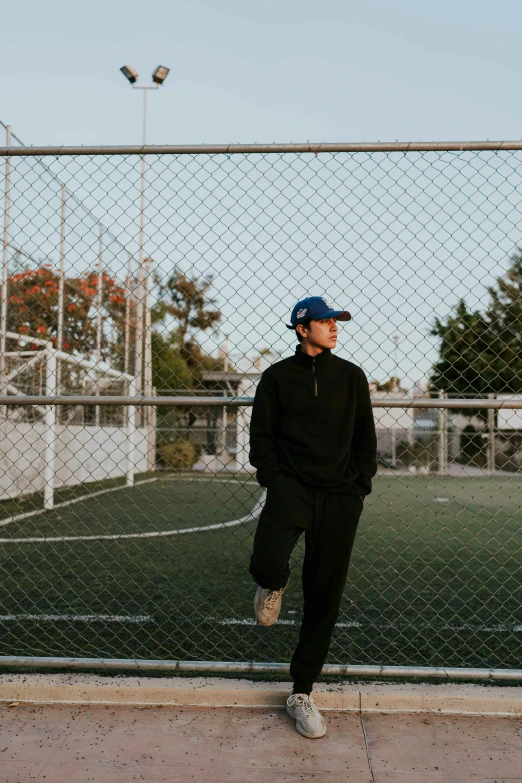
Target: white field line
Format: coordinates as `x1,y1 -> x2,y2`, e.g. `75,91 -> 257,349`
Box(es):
0,475 -> 261,538
0,482 -> 266,544
0,476 -> 161,529
204,617 -> 522,634
0,614 -> 151,624
0,475 -> 260,530
2,613 -> 520,635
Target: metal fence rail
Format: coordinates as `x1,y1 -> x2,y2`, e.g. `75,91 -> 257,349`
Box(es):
0,396 -> 520,407
4,140 -> 522,154
1,139 -> 522,679
3,655 -> 522,681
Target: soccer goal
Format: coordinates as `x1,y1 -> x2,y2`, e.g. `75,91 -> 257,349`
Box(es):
0,331 -> 152,508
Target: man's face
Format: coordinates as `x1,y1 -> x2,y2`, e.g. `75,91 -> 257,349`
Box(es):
299,318 -> 338,349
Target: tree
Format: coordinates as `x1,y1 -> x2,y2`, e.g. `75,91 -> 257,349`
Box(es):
153,270 -> 222,375
7,262 -> 226,388
485,249 -> 522,393
151,331 -> 193,392
429,299 -> 494,397
428,249 -> 522,419
6,264 -> 126,361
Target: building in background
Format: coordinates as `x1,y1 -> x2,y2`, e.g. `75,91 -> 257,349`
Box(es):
191,353 -> 272,473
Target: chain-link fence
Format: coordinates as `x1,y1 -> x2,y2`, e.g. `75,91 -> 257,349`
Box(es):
1,139 -> 522,677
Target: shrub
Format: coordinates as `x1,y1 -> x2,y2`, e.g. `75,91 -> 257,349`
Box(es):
158,439 -> 199,469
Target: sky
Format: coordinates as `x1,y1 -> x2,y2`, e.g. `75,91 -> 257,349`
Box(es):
3,0 -> 522,146
2,0 -> 522,388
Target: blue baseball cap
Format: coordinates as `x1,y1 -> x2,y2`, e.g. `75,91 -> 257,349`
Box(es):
286,296 -> 352,330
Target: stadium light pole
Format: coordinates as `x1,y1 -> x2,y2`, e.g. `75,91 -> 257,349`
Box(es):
120,65 -> 169,400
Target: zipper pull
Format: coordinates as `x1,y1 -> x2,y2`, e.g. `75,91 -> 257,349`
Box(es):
312,357 -> 318,397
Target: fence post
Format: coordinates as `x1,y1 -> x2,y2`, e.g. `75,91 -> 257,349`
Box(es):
134,253 -> 144,397
438,389 -> 447,475
57,184 -> 66,353
142,256 -> 155,468
126,375 -> 137,486
390,427 -> 396,467
487,392 -> 495,474
0,124 -> 11,413
124,253 -> 133,375
42,348 -> 57,509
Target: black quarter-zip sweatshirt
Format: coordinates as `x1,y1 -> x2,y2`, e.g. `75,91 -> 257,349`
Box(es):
249,344 -> 378,496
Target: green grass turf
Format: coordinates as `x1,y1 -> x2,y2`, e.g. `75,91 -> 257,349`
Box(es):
0,475 -> 521,671
0,476 -> 260,538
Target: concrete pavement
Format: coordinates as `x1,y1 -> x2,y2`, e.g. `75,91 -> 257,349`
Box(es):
2,701 -> 522,782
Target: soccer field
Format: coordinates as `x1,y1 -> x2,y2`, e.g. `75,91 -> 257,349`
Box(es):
0,474 -> 521,670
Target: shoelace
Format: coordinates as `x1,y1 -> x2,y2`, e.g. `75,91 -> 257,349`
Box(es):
288,693 -> 316,715
264,587 -> 284,610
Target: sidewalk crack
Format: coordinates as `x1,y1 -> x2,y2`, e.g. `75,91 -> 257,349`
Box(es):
359,691 -> 375,783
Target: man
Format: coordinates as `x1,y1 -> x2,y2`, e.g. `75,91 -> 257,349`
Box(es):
248,296 -> 377,739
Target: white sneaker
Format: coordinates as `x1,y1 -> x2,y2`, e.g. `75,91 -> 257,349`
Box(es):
254,582 -> 288,627
286,693 -> 326,738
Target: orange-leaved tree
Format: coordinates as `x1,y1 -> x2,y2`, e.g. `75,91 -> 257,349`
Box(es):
6,264 -> 126,361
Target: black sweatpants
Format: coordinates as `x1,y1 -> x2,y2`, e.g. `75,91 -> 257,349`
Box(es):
249,472 -> 363,692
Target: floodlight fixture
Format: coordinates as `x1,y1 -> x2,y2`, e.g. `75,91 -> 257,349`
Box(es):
120,65 -> 139,84
152,66 -> 170,85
